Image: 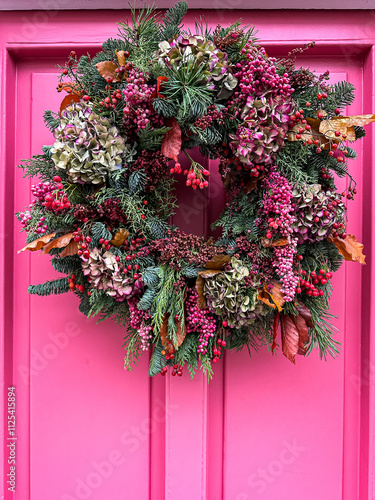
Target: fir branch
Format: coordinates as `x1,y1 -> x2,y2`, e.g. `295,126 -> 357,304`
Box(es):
160,1 -> 188,40
149,340 -> 167,376
43,110 -> 60,132
28,278 -> 70,296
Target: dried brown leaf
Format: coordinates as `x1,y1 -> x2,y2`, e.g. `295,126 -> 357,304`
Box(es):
59,93 -> 81,114
161,117 -> 181,162
60,240 -> 79,258
115,50 -> 126,67
258,281 -> 285,312
41,233 -> 75,254
327,233 -> 366,264
196,275 -> 208,309
280,304 -> 313,364
111,228 -> 130,247
261,237 -> 289,248
160,312 -> 187,350
95,61 -> 122,82
18,232 -> 56,253
205,254 -> 231,270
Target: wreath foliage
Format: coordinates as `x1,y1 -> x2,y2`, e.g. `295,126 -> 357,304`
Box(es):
17,2 -> 368,379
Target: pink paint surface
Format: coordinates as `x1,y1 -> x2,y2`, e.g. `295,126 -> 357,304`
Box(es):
1,8 -> 375,500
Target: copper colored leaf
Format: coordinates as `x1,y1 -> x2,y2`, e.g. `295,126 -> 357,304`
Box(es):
95,61 -> 122,82
115,50 -> 126,67
258,280 -> 285,312
205,254 -> 231,270
41,233 -> 75,254
319,119 -> 356,141
199,269 -> 223,278
60,240 -> 79,258
160,313 -> 187,349
196,275 -> 208,309
272,312 -> 279,353
320,114 -> 375,141
111,228 -> 130,247
161,117 -> 181,162
18,232 -> 56,253
60,93 -> 81,114
280,314 -> 299,364
287,117 -> 338,150
261,236 -> 289,248
160,314 -> 169,348
243,173 -> 264,194
280,305 -> 312,364
327,233 -> 366,264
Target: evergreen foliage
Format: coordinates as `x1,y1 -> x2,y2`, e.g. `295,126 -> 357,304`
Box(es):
28,278 -> 70,296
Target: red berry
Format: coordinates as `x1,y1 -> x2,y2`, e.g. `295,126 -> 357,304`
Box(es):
141,214 -> 145,220
222,321 -> 228,328
221,340 -> 227,347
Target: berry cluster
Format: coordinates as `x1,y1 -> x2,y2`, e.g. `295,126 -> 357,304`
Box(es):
212,338 -> 227,364
128,297 -> 152,350
33,176 -> 71,213
67,274 -> 86,293
272,238 -> 299,302
261,170 -> 295,239
185,289 -> 217,355
296,268 -> 333,298
73,231 -> 93,260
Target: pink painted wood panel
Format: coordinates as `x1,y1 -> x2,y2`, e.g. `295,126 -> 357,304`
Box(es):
1,8 -> 375,500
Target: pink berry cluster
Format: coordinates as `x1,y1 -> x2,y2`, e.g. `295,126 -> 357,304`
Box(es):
18,210 -> 48,234
185,289 -> 217,355
261,169 -> 295,239
122,68 -> 163,132
127,297 -> 153,350
234,46 -> 293,99
272,238 -> 299,302
33,175 -> 70,213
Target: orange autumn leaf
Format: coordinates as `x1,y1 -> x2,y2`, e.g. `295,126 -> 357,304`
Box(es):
18,232 -> 56,253
41,233 -> 75,254
261,236 -> 289,248
111,228 -> 130,247
258,280 -> 285,312
60,93 -> 81,114
60,240 -> 79,258
204,254 -> 231,270
95,61 -> 123,82
327,233 -> 366,264
115,50 -> 126,67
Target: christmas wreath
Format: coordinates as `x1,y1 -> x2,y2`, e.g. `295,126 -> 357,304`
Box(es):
17,2 -> 370,378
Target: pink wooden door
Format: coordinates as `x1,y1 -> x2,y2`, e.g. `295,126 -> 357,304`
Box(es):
1,8 -> 375,500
